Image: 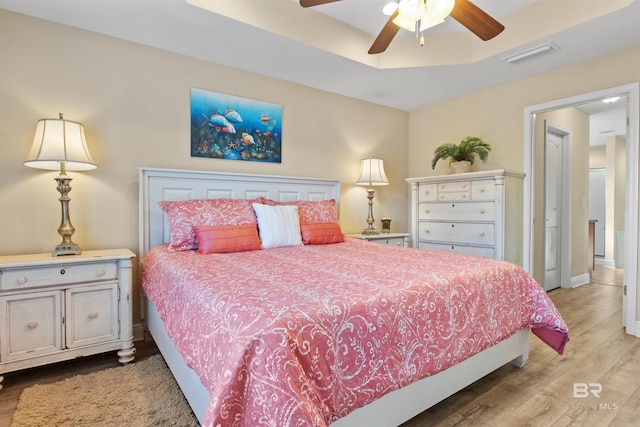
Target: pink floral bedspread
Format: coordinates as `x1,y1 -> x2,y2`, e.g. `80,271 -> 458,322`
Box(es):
142,239 -> 568,427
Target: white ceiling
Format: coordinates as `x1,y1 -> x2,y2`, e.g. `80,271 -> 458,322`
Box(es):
1,0 -> 636,142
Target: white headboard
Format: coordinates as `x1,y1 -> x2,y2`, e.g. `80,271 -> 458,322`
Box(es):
139,167 -> 341,259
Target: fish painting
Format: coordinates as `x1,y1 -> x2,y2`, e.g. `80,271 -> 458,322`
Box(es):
191,88 -> 282,163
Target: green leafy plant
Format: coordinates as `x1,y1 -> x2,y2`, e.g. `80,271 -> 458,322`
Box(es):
431,136 -> 492,170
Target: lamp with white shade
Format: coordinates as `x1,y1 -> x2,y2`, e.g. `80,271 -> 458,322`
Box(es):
24,113 -> 96,256
356,156 -> 389,235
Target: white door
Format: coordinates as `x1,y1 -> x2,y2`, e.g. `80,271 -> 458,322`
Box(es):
545,130 -> 563,290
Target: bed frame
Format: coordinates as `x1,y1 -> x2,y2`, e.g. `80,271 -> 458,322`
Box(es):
139,167 -> 530,426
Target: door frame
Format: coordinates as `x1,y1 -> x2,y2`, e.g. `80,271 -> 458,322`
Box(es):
523,82 -> 639,336
544,122 -> 573,290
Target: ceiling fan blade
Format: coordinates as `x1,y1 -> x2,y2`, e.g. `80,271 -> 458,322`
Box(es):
450,0 -> 505,41
368,10 -> 400,54
300,0 -> 341,7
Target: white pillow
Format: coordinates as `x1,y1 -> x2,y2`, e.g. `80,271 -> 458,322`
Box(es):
252,203 -> 303,249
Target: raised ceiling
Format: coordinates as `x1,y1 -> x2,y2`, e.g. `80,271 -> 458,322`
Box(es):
1,0 -> 639,112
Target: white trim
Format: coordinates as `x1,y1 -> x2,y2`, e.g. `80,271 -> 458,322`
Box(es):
523,82 -> 639,337
595,258 -> 616,268
571,274 -> 591,288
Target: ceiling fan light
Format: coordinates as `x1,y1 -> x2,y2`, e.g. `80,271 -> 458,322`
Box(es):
382,2 -> 398,16
426,0 -> 455,22
397,0 -> 426,22
420,16 -> 444,31
393,14 -> 417,31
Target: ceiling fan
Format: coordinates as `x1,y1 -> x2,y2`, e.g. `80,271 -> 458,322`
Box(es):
300,0 -> 505,54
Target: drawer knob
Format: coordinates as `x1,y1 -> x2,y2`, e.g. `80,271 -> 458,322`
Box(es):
480,231 -> 485,237
89,312 -> 100,319
97,269 -> 106,277
27,322 -> 39,329
425,209 -> 430,213
451,203 -> 455,208
60,268 -> 66,275
462,184 -> 467,188
451,224 -> 455,228
462,194 -> 467,199
18,277 -> 28,284
480,208 -> 485,214
480,187 -> 486,192
425,190 -> 430,195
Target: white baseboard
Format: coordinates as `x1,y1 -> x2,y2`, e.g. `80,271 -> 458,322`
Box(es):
571,273 -> 591,288
595,258 -> 616,268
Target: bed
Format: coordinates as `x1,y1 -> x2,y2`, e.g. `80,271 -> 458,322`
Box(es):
139,167 -> 568,427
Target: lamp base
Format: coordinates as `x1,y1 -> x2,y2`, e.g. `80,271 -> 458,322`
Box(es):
53,243 -> 81,257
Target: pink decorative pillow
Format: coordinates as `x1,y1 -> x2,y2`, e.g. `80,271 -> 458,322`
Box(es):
264,199 -> 344,245
300,222 -> 345,245
193,224 -> 261,254
158,198 -> 261,252
264,199 -> 339,224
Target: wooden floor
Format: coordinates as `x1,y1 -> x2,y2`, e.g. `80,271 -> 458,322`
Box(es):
0,267 -> 636,426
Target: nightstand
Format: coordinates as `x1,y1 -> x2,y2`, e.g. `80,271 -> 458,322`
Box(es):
0,249 -> 135,390
346,233 -> 410,248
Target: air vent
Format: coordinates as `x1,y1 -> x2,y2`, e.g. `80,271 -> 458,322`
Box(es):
503,42 -> 559,64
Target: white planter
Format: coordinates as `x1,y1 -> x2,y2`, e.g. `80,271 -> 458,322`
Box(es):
449,160 -> 471,174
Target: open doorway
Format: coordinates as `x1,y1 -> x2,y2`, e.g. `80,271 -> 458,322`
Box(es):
523,83 -> 639,337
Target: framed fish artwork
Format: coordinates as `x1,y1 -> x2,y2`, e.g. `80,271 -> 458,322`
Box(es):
190,88 -> 282,163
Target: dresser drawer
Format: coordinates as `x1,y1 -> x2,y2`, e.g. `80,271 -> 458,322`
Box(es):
418,201 -> 495,221
418,221 -> 495,246
437,181 -> 472,201
418,242 -> 495,258
471,180 -> 496,200
438,181 -> 471,193
369,237 -> 407,247
1,261 -> 118,291
418,183 -> 438,202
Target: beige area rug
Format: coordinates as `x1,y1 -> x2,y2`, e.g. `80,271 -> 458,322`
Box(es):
11,355 -> 200,427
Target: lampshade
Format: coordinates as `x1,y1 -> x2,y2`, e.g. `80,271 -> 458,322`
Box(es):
356,157 -> 389,187
24,114 -> 96,171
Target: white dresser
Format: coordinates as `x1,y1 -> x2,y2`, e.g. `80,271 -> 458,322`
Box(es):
406,170 -> 524,264
0,249 -> 135,389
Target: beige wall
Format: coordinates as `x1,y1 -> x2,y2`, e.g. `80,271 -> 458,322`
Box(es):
608,136 -> 626,263
589,145 -> 607,168
0,10 -> 408,324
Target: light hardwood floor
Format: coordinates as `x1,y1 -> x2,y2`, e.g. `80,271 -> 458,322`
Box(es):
1,267 -> 636,426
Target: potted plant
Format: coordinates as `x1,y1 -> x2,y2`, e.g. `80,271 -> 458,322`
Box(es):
431,136 -> 491,174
